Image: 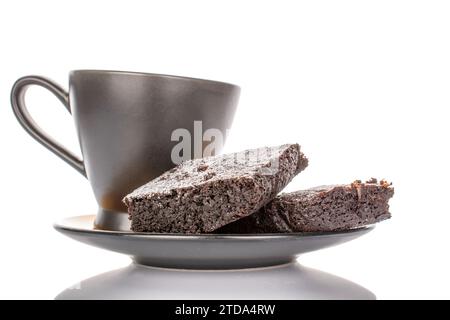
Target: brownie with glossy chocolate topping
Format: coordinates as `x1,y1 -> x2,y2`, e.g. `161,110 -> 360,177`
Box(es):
216,179 -> 394,233
123,144 -> 308,233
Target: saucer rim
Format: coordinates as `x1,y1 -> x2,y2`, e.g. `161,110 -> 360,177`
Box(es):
54,214 -> 375,241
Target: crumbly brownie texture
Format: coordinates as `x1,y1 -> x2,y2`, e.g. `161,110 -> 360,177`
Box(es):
123,144 -> 308,233
216,179 -> 394,233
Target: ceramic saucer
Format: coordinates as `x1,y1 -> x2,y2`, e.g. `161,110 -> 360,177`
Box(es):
54,215 -> 374,269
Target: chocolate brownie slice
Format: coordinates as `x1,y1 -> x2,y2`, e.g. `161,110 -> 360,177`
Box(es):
216,179 -> 394,233
123,144 -> 308,233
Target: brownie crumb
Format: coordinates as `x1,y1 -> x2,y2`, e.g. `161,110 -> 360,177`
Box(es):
380,179 -> 392,188
351,179 -> 362,188
203,172 -> 216,181
197,164 -> 209,172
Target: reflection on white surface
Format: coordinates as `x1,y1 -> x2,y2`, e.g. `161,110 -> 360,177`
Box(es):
56,262 -> 375,300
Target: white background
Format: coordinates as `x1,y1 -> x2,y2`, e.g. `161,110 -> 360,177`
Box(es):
1,0 -> 449,299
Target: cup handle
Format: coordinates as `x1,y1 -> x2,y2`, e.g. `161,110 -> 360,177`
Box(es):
11,75 -> 87,177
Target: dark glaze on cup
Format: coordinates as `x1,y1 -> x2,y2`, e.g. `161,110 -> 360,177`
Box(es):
11,70 -> 240,230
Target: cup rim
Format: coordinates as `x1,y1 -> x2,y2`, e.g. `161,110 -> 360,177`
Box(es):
70,69 -> 240,89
